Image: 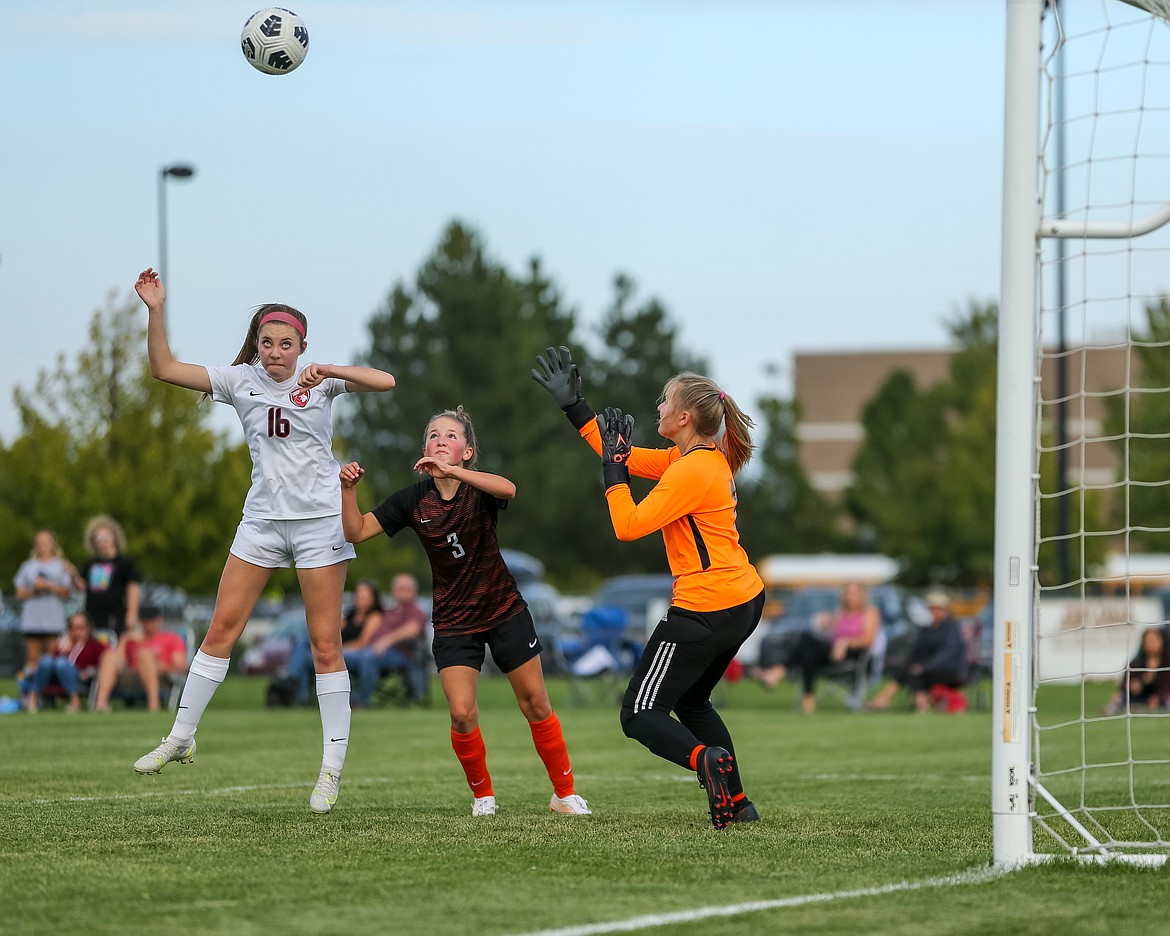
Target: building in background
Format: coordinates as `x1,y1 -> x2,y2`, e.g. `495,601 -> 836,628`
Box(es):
794,346 -> 1129,496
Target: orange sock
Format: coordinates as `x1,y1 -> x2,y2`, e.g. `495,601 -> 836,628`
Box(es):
451,726 -> 493,797
529,712 -> 574,798
688,745 -> 705,771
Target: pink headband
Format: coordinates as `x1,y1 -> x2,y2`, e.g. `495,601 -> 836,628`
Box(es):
258,310 -> 306,338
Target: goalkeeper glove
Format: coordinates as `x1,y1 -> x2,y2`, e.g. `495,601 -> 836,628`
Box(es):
531,345 -> 595,430
598,406 -> 634,490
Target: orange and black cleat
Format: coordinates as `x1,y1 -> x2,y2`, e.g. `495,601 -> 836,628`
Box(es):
696,746 -> 735,830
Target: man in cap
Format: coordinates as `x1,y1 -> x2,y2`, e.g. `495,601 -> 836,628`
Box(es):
865,590 -> 969,713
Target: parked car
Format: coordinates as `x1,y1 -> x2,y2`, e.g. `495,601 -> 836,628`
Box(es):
500,549 -> 547,588
498,549 -> 571,673
551,574 -> 677,676
588,574 -> 676,641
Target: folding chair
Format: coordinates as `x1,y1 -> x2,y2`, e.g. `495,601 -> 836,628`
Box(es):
555,606 -> 643,706
818,627 -> 888,711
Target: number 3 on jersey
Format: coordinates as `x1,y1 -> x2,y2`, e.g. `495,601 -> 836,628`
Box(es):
447,532 -> 466,559
267,406 -> 291,438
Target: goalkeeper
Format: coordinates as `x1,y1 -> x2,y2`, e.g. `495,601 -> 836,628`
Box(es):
533,347 -> 766,830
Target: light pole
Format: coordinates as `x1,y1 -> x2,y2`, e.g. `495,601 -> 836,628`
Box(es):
158,164 -> 196,288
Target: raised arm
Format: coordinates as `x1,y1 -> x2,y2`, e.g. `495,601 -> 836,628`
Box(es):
414,458 -> 516,500
135,268 -> 213,394
531,345 -> 597,430
297,363 -> 396,393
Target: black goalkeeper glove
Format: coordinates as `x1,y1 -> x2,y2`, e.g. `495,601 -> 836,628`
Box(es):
531,345 -> 596,430
598,406 -> 634,490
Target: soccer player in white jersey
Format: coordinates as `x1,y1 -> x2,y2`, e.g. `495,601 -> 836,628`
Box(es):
130,267 -> 395,814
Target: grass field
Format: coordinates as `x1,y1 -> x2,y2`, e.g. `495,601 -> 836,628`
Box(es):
1,674 -> 1165,936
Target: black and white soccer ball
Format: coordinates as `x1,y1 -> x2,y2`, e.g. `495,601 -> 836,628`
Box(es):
240,8 -> 309,75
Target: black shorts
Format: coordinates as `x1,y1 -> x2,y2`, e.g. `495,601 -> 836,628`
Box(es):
623,589 -> 765,717
432,608 -> 543,674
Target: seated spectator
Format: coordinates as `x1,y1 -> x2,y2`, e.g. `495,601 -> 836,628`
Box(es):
751,580 -> 880,714
352,573 -> 428,704
1103,627 -> 1170,715
288,580 -> 385,707
92,606 -> 188,712
866,591 -> 969,714
22,612 -> 109,713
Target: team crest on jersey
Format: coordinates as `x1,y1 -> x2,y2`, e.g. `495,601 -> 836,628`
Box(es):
289,388 -> 311,408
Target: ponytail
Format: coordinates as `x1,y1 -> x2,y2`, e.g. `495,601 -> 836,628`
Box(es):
665,373 -> 755,475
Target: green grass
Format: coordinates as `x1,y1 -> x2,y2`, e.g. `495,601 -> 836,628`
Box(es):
0,676 -> 1165,936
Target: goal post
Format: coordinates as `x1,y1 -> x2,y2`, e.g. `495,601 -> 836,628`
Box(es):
994,0 -> 1044,866
996,0 -> 1170,866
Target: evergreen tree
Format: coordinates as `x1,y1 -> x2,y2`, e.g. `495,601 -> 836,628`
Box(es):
342,225 -> 721,590
342,221 -> 600,589
736,393 -> 845,563
846,303 -> 998,585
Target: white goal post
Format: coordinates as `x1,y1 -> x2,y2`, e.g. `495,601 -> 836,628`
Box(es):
996,0 -> 1170,866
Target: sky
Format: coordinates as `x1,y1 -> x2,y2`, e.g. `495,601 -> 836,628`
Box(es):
0,0 -> 1005,444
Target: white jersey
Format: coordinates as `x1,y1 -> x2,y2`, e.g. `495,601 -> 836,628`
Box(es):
208,362 -> 349,520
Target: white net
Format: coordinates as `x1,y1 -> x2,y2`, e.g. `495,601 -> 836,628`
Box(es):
1034,0 -> 1170,858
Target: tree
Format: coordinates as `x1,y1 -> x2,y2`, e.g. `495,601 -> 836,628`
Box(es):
1,294 -> 252,594
341,221 -> 598,589
1103,296 -> 1170,556
735,393 -> 845,562
846,303 -> 999,586
341,223 -> 717,590
589,274 -> 706,431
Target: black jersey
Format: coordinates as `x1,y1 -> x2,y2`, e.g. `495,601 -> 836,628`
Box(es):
371,478 -> 527,635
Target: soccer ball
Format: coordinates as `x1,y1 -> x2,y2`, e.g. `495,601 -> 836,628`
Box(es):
240,8 -> 309,75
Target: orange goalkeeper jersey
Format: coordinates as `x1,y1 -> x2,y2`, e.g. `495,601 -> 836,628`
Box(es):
580,420 -> 764,613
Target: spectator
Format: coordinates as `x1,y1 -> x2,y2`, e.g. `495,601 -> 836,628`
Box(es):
865,590 -> 969,713
24,611 -> 108,713
360,573 -> 428,703
751,580 -> 881,714
92,606 -> 188,712
288,580 -> 385,706
80,515 -> 142,637
1103,627 -> 1170,715
13,529 -> 83,681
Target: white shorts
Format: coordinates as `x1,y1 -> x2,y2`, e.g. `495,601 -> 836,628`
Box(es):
229,515 -> 357,569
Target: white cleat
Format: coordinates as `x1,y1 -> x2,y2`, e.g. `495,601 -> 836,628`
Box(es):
134,736 -> 196,775
310,765 -> 342,815
549,793 -> 592,815
472,795 -> 497,816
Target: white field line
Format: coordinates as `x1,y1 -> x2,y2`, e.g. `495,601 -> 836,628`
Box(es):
22,776 -> 392,805
19,772 -> 982,804
509,865 -> 1013,936
657,772 -> 986,784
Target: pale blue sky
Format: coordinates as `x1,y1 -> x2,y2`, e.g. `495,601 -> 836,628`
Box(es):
0,0 -> 1003,443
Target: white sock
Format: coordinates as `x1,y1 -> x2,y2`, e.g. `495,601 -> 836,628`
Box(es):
316,670 -> 351,772
170,650 -> 230,741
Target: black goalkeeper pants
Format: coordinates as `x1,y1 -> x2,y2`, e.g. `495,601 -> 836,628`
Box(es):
619,589 -> 765,797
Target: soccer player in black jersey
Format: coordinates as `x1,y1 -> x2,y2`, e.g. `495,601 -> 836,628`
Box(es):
340,406 -> 590,817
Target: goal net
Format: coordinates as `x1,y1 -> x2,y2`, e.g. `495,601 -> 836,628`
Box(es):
997,0 -> 1170,865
